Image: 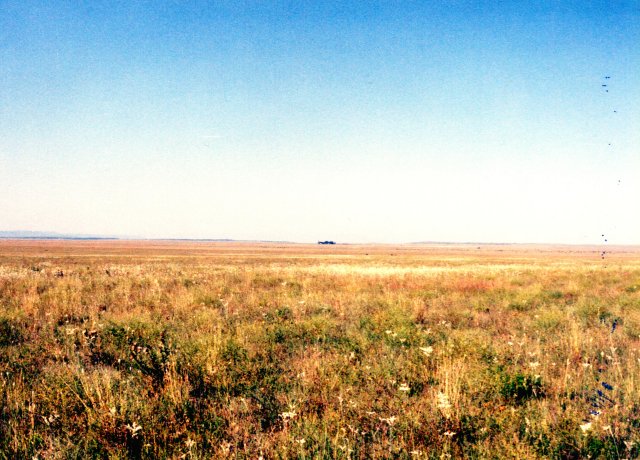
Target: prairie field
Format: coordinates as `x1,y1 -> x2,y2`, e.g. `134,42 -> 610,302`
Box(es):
1,240 -> 640,459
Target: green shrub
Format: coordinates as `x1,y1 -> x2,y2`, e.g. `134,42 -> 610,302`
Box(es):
499,371 -> 544,403
0,317 -> 23,346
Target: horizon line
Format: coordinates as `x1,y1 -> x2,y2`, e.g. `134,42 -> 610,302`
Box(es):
0,234 -> 638,248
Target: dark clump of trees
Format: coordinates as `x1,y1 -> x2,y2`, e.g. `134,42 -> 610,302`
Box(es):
317,241 -> 336,245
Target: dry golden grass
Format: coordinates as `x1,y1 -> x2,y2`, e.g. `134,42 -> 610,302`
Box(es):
1,240 -> 639,459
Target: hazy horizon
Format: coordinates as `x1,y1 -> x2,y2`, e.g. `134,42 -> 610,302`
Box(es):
2,1 -> 639,245
3,229 -> 640,248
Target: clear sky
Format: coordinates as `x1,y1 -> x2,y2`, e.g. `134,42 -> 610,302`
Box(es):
1,1 -> 639,244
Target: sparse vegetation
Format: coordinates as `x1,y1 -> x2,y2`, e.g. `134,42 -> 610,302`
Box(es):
1,240 -> 639,458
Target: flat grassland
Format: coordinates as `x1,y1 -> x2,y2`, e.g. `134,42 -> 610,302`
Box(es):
1,240 -> 639,459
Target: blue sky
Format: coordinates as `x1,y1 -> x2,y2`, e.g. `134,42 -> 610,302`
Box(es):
1,1 -> 639,243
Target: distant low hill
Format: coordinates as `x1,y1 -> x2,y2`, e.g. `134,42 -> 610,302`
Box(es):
0,231 -> 118,240
0,231 -> 291,243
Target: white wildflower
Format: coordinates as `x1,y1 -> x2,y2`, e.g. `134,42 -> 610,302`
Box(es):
379,415 -> 397,425
443,431 -> 456,437
399,383 -> 410,392
42,413 -> 59,426
580,422 -> 592,434
437,392 -> 451,409
419,346 -> 433,356
529,361 -> 540,368
436,392 -> 452,418
125,422 -> 142,438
